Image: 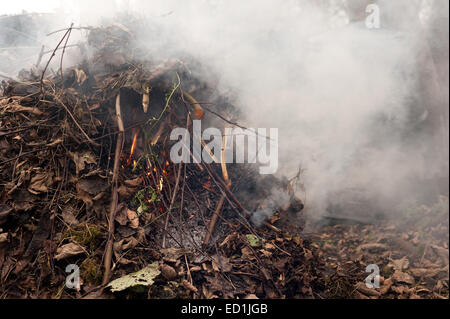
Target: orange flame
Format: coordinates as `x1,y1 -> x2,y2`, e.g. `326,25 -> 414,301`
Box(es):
130,132 -> 138,158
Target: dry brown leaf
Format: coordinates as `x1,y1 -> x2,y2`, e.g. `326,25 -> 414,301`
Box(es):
69,151 -> 97,175
115,203 -> 128,226
124,177 -> 142,188
118,185 -> 134,199
410,268 -> 441,278
389,257 -> 410,271
380,277 -> 393,295
160,263 -> 178,281
114,237 -> 138,256
54,243 -> 85,260
127,209 -> 139,229
391,285 -> 412,295
355,282 -> 381,297
76,177 -> 107,195
182,279 -> 198,293
28,171 -> 53,194
0,233 -> 8,243
160,248 -> 193,261
392,270 -> 415,285
357,243 -> 388,253
61,208 -> 79,226
5,103 -> 43,115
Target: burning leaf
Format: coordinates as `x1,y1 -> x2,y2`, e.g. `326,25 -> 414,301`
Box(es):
54,242 -> 85,260
107,262 -> 160,292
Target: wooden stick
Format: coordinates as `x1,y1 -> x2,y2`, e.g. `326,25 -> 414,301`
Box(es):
203,131 -> 230,246
102,93 -> 124,285
183,91 -> 204,120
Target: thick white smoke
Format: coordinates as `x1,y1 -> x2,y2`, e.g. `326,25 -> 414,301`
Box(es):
1,0 -> 448,224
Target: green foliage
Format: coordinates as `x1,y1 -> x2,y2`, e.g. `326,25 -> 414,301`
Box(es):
132,186 -> 160,214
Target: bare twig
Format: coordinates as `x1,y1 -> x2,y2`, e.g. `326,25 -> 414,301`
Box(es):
204,131 -> 231,246
59,25 -> 73,90
102,93 -> 125,285
35,45 -> 45,69
40,24 -> 73,95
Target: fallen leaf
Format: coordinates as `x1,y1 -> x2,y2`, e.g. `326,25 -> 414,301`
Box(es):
5,103 -> 43,115
161,248 -> 193,261
107,262 -> 160,292
357,243 -> 388,253
182,279 -> 198,293
69,151 -> 97,175
61,207 -> 79,226
410,268 -> 441,278
124,177 -> 142,188
54,242 -> 85,260
392,270 -> 415,285
28,171 -> 53,194
0,233 -> 8,243
355,282 -> 380,297
379,277 -> 393,294
115,203 -> 128,226
77,177 -> 108,195
246,234 -> 261,247
127,209 -> 139,229
389,257 -> 409,271
160,263 -> 177,281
